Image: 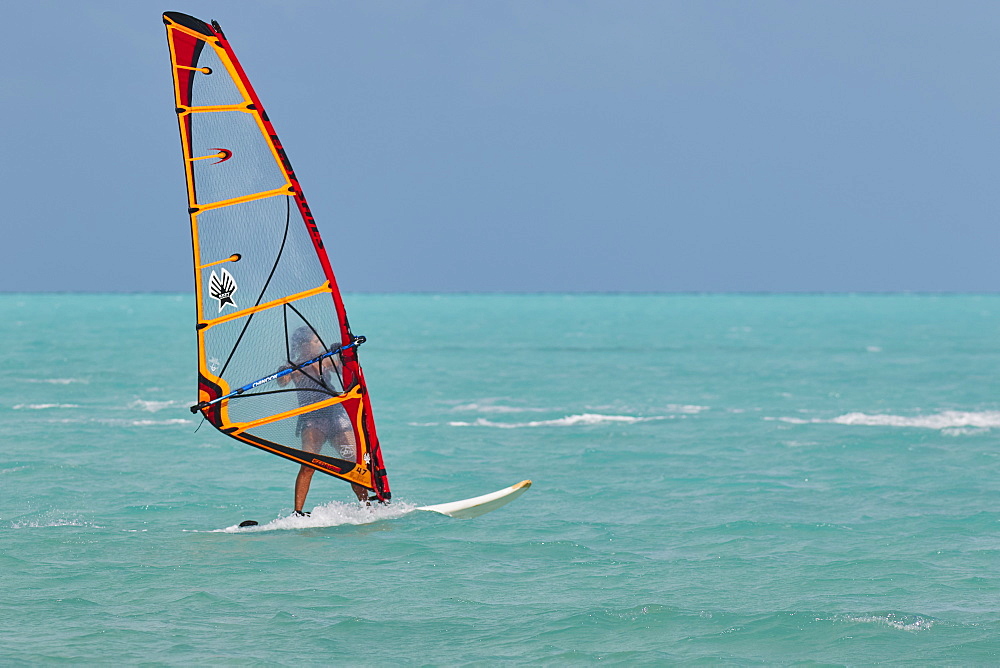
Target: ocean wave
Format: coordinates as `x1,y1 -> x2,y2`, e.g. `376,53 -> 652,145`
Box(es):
767,410 -> 1000,431
835,613 -> 935,632
767,417 -> 812,425
942,427 -> 991,436
12,403 -> 80,410
118,418 -> 194,427
218,499 -> 415,532
664,404 -> 710,414
450,403 -> 708,417
24,378 -> 88,385
447,413 -> 668,428
42,417 -> 194,427
10,518 -> 101,529
451,403 -> 547,414
129,399 -> 181,412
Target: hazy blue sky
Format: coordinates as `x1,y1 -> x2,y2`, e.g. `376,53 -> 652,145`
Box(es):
3,1 -> 999,292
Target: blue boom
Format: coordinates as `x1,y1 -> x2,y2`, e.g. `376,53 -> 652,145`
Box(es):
190,336 -> 365,414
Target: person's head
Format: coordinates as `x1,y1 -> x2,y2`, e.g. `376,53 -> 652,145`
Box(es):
291,326 -> 324,360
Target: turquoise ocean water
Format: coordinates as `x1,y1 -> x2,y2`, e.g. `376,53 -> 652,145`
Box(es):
2,293 -> 999,664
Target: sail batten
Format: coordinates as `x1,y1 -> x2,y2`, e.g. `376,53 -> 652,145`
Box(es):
164,12 -> 390,501
197,282 -> 334,329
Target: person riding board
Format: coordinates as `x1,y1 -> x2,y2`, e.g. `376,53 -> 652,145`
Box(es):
278,326 -> 369,515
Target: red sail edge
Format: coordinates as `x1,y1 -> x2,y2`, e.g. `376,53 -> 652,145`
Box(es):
164,12 -> 390,501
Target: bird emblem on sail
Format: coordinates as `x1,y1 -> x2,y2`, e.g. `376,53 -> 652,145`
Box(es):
209,268 -> 239,311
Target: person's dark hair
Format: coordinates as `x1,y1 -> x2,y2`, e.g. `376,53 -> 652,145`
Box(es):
291,326 -> 320,358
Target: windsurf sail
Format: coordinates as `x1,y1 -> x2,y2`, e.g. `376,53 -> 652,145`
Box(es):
163,11 -> 390,501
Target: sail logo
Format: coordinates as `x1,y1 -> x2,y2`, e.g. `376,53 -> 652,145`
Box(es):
251,373 -> 279,389
209,268 -> 239,311
311,458 -> 346,474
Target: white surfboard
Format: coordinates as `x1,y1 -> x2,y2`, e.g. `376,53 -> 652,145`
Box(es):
416,479 -> 532,519
229,480 -> 532,530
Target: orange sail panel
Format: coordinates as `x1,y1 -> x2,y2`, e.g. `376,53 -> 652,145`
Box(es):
163,12 -> 390,501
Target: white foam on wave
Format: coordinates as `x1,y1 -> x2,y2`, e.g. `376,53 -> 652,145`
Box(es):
448,413 -> 668,428
451,403 -> 546,414
451,402 -> 711,415
42,417 -> 194,427
664,404 -> 710,414
218,499 -> 415,532
10,518 -> 101,529
12,403 -> 79,410
125,419 -> 194,426
942,427 -> 991,436
767,410 -> 1000,431
836,614 -> 935,632
129,399 -> 181,412
767,417 -> 812,425
24,378 -> 88,385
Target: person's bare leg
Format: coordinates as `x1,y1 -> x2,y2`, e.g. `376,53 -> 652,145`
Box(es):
294,427 -> 324,513
294,466 -> 316,513
352,483 -> 369,502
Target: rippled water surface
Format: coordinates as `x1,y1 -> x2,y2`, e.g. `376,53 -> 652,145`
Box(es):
2,293 -> 999,664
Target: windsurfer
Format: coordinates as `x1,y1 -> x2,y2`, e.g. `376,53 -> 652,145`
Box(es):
278,327 -> 369,514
